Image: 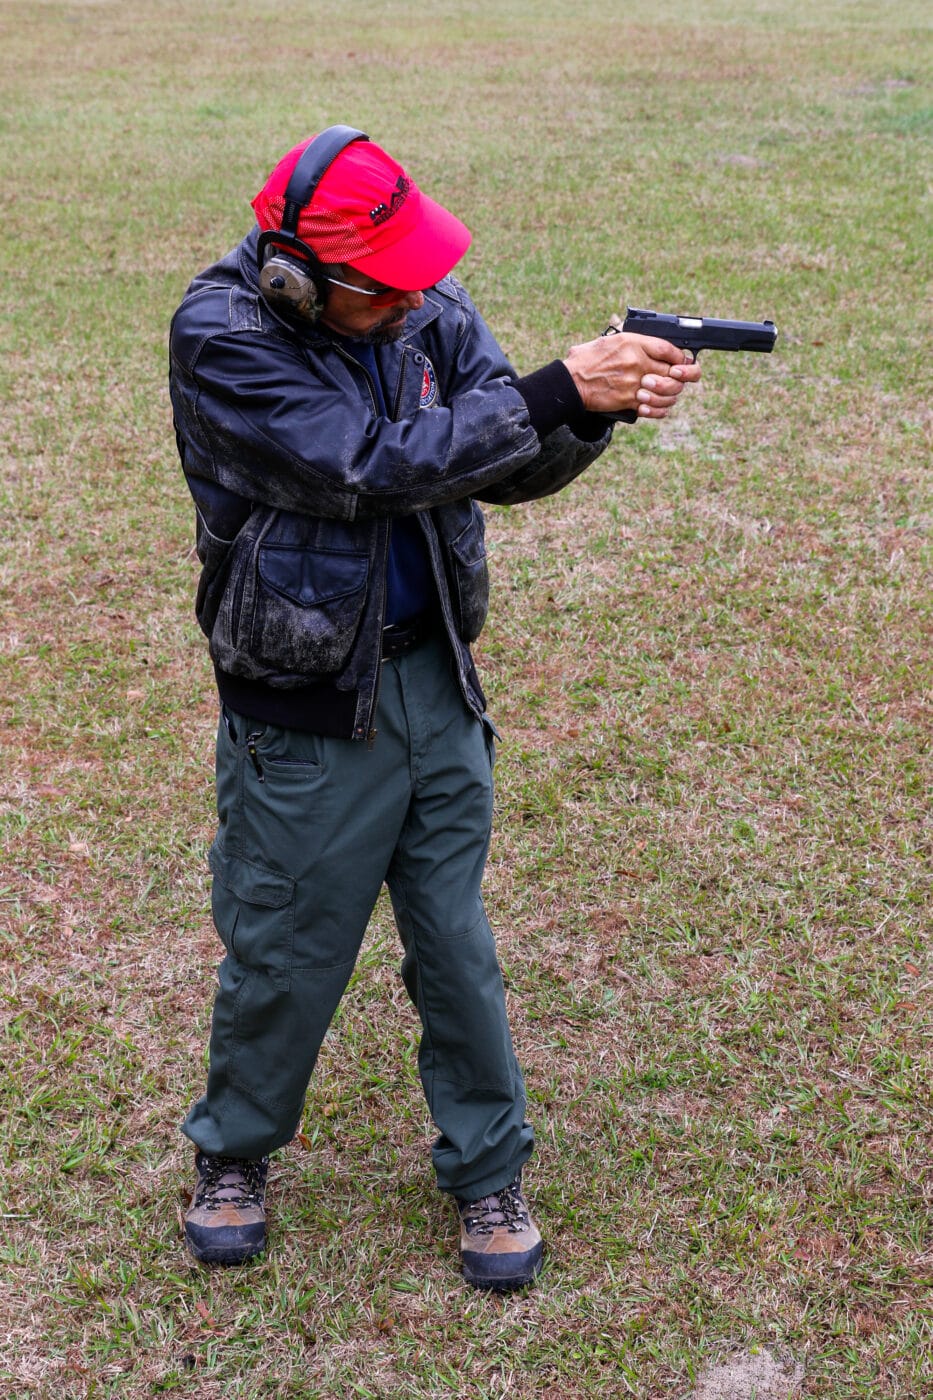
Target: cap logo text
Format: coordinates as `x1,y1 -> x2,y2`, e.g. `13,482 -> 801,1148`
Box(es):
370,175 -> 411,226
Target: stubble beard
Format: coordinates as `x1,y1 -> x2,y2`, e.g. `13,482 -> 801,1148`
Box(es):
361,312 -> 408,345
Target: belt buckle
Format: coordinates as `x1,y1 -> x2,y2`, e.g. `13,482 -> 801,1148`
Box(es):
381,615 -> 426,662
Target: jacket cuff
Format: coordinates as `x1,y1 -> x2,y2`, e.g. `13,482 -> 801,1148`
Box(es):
512,360 -> 610,442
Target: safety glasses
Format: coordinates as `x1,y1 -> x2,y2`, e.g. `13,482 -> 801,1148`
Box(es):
323,274 -> 413,307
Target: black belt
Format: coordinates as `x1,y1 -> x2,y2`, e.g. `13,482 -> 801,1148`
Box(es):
381,613 -> 436,661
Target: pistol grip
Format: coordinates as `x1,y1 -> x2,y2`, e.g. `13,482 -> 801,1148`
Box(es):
600,321 -> 640,424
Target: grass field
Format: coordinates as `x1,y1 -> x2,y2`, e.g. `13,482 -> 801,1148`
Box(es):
0,1 -> 930,1396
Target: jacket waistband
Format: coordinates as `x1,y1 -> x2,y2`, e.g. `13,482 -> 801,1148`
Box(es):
214,667 -> 360,738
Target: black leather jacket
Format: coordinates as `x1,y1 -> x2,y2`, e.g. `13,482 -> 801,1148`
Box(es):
169,228 -> 611,739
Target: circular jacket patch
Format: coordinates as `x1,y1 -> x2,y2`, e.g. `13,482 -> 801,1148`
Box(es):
419,358 -> 438,408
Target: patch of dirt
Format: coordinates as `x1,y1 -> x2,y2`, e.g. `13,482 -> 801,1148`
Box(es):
692,1347 -> 805,1400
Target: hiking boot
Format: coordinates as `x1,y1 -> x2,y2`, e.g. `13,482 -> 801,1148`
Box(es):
456,1176 -> 543,1291
184,1151 -> 269,1266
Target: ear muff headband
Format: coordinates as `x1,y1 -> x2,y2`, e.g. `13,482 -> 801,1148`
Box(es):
279,125 -> 368,239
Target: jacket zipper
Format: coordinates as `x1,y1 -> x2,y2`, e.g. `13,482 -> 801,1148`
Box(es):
365,516 -> 390,749
391,346 -> 407,420
332,342 -> 390,748
394,350 -> 472,708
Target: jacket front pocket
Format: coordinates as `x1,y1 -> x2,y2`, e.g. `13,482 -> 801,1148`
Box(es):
446,506 -> 489,642
248,544 -> 370,676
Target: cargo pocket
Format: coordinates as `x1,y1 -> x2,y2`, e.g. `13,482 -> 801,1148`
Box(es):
208,844 -> 296,990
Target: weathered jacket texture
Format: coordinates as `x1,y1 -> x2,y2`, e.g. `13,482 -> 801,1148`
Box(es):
169,228 -> 611,738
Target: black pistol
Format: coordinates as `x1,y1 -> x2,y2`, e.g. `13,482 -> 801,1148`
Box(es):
602,306 -> 778,423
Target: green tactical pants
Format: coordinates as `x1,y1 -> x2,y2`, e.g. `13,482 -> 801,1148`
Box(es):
182,635 -> 534,1200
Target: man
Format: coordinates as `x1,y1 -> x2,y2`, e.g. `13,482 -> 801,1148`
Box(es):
168,126 -> 699,1290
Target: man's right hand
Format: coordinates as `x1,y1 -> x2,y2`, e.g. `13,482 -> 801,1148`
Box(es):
563,333 -> 702,419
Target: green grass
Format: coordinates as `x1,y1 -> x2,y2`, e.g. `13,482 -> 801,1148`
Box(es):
0,0 -> 930,1395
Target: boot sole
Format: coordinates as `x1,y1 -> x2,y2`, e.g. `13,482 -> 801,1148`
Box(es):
185,1226 -> 266,1267
464,1272 -> 540,1291
462,1245 -> 544,1291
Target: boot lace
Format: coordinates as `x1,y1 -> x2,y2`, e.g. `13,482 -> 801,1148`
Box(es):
195,1155 -> 268,1212
460,1179 -> 530,1235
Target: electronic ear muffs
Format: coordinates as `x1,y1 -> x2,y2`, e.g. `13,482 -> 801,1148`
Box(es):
257,125 -> 368,319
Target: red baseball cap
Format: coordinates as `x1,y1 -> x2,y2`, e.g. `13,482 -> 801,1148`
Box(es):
251,135 -> 472,291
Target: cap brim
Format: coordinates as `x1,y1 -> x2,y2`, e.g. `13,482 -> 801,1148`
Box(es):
345,192 -> 471,291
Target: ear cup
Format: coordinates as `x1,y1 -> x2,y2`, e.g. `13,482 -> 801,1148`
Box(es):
258,250 -> 324,318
